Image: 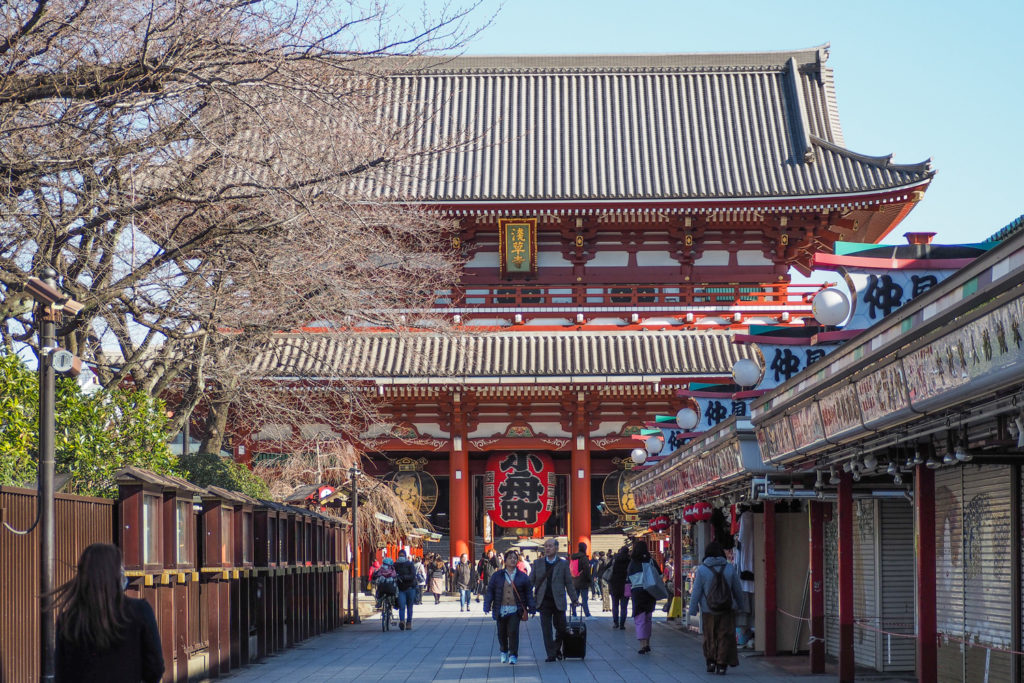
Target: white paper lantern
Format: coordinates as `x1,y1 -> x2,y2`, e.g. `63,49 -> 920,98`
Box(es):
732,358 -> 762,388
644,436 -> 663,456
812,287 -> 851,326
675,407 -> 699,430
630,447 -> 648,465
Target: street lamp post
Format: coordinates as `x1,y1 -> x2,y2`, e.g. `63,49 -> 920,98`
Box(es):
348,466 -> 361,624
23,269 -> 82,682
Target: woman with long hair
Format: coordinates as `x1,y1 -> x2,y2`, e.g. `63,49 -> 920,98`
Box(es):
627,539 -> 660,654
607,544 -> 631,629
53,543 -> 164,682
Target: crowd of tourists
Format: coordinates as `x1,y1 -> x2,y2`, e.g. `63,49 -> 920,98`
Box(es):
53,537 -> 749,679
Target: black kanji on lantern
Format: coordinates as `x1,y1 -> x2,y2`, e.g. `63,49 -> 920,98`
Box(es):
498,471 -> 545,502
499,498 -> 544,525
499,452 -> 543,473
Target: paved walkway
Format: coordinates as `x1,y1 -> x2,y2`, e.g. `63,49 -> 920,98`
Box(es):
222,595 -> 848,682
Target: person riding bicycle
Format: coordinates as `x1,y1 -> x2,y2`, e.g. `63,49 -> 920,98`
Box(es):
374,557 -> 399,610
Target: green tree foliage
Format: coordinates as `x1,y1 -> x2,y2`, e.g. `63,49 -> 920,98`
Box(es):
0,353 -> 177,497
179,451 -> 270,500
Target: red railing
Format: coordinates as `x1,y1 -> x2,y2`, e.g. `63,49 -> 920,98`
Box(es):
435,283 -> 828,312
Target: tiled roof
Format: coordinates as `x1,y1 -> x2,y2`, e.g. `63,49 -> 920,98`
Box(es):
359,45 -> 932,203
253,330 -> 753,382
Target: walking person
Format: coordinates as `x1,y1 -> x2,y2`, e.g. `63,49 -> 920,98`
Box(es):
531,538 -> 579,662
484,551 -> 535,665
394,549 -> 418,631
590,551 -> 603,599
476,550 -> 499,604
596,551 -> 612,612
428,555 -> 447,604
687,541 -> 746,675
53,543 -> 164,682
569,542 -> 593,617
607,544 -> 631,629
454,553 -> 475,612
413,554 -> 426,605
627,540 -> 661,654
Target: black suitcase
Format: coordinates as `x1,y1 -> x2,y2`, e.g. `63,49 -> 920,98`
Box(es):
561,606 -> 587,659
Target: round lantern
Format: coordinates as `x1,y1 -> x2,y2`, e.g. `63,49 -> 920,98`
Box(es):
731,358 -> 762,388
812,287 -> 851,326
630,447 -> 648,466
383,469 -> 439,514
693,501 -> 712,522
651,515 -> 670,533
681,505 -> 695,524
485,452 -> 554,528
675,407 -> 699,431
644,435 -> 663,456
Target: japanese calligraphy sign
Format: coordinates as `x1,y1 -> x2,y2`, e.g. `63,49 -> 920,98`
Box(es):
498,218 -> 538,278
694,397 -> 750,428
818,383 -> 862,440
845,269 -> 957,330
757,344 -> 834,389
658,427 -> 691,453
601,469 -> 639,518
484,451 -> 554,528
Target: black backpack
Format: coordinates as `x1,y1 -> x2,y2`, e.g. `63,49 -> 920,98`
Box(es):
706,565 -> 733,613
395,561 -> 416,590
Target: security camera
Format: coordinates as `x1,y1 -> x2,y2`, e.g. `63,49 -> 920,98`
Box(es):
50,349 -> 82,376
24,277 -> 83,316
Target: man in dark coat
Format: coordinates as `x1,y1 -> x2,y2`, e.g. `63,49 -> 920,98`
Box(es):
531,538 -> 579,662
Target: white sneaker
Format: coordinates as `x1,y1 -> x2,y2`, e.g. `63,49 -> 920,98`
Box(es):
499,652 -> 508,663
509,655 -> 518,665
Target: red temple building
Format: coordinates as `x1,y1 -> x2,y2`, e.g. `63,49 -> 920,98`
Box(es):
242,45 -> 932,560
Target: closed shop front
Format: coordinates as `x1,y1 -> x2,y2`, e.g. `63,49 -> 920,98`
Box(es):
935,464 -> 1013,682
824,498 -> 915,673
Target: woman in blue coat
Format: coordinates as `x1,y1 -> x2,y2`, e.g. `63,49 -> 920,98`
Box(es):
687,541 -> 747,675
483,550 -> 535,665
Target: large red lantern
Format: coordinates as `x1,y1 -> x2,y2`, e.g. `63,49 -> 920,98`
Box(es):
682,505 -> 695,524
693,501 -> 712,522
649,515 -> 670,533
484,452 -> 555,528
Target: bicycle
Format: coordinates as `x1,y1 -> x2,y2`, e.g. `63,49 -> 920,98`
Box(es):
380,591 -> 397,631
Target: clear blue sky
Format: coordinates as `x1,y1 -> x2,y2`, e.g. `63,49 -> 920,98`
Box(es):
454,0 -> 1023,245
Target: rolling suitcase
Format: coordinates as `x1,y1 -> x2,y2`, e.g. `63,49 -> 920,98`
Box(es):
561,605 -> 587,659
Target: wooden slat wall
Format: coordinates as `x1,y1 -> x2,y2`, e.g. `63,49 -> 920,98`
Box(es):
0,486 -> 115,683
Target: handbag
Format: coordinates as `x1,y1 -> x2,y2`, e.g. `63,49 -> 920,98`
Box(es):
641,561 -> 669,600
511,579 -> 529,622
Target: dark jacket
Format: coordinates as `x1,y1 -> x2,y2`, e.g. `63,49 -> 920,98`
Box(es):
394,557 -> 417,590
607,550 -> 631,596
483,569 -> 535,620
454,560 -> 475,590
569,551 -> 592,590
56,596 -> 164,683
531,556 -> 579,611
627,556 -> 662,615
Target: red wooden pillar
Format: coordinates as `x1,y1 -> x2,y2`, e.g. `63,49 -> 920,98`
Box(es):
449,398 -> 471,560
809,500 -> 826,673
838,471 -> 854,683
764,501 -> 777,657
671,521 -> 683,598
915,464 -> 937,683
173,582 -> 188,683
570,436 -> 591,552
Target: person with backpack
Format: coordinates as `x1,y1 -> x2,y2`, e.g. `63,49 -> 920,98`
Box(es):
569,542 -> 593,617
607,545 -> 631,628
687,541 -> 746,675
393,550 -> 418,631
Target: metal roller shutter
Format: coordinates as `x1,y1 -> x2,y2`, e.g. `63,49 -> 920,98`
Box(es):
935,467 -> 966,682
853,499 -> 878,669
961,465 -> 1012,682
825,512 -> 839,658
878,498 -> 916,672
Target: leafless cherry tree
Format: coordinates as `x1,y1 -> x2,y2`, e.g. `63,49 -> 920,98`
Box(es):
0,0 -> 487,454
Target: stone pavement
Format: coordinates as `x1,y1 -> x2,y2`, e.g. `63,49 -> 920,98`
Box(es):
221,594 -> 843,682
